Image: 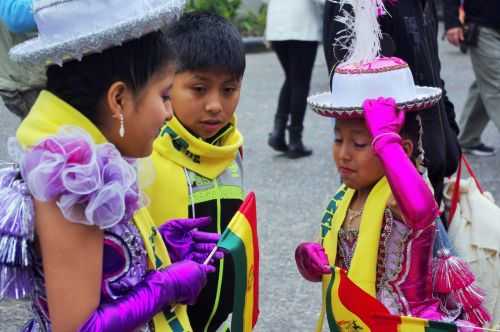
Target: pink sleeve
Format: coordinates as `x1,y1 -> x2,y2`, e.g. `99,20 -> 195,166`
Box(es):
373,133 -> 438,229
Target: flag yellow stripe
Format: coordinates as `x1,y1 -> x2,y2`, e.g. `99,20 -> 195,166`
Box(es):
227,212 -> 255,332
399,316 -> 427,332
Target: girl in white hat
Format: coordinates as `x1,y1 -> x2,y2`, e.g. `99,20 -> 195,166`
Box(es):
296,1 -> 489,330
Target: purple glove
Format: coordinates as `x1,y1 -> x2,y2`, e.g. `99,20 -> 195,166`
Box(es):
363,97 -> 439,229
159,217 -> 224,265
78,260 -> 212,332
295,242 -> 331,282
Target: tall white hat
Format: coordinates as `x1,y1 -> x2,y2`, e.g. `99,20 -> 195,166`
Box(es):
307,0 -> 441,119
10,0 -> 185,66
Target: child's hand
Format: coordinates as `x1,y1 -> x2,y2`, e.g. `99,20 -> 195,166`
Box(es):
295,242 -> 331,282
159,217 -> 224,265
362,97 -> 405,138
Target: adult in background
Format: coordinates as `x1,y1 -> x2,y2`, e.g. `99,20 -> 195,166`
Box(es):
0,0 -> 45,118
445,0 -> 500,156
265,0 -> 325,159
323,0 -> 461,205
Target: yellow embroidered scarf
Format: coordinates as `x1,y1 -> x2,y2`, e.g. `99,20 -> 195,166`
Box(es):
17,91 -> 191,332
317,177 -> 392,332
145,115 -> 243,224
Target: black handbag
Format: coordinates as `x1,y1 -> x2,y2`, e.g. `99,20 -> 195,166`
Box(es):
462,22 -> 480,47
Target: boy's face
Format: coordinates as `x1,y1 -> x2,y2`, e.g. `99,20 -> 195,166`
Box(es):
171,69 -> 242,139
333,119 -> 385,190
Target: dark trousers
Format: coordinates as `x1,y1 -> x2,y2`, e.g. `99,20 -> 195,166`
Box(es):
272,40 -> 318,130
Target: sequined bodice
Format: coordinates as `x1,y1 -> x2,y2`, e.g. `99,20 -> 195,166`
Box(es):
101,221 -> 148,302
334,209 -> 448,318
27,220 -> 149,332
337,229 -> 359,270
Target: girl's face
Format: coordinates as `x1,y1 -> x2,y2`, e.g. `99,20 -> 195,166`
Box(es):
333,119 -> 385,190
109,65 -> 175,158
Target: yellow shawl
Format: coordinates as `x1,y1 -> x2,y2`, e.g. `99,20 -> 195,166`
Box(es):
145,115 -> 243,224
317,177 -> 392,331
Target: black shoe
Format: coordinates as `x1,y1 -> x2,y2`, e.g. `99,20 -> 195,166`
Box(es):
462,143 -> 495,156
268,117 -> 288,152
287,142 -> 313,159
268,133 -> 288,152
286,126 -> 313,159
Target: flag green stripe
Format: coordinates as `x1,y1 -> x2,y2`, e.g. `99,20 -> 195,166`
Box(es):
426,320 -> 458,332
161,310 -> 184,332
326,267 -> 341,332
218,230 -> 247,332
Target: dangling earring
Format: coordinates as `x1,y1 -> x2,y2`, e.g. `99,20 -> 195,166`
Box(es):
119,113 -> 125,138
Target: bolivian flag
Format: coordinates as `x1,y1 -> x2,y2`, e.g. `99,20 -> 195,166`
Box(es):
218,192 -> 260,332
325,267 -> 462,332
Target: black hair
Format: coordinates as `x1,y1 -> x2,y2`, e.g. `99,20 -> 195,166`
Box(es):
166,11 -> 246,78
46,30 -> 175,124
400,112 -> 423,165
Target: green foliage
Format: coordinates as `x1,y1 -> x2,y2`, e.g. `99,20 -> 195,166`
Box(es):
185,0 -> 267,37
185,0 -> 242,22
237,4 -> 267,37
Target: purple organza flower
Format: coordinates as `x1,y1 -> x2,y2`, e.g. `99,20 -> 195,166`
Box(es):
123,186 -> 140,226
21,145 -> 66,199
21,128 -> 140,229
0,164 -> 17,187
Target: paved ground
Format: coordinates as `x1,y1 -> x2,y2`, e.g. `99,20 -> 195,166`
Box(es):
1,26 -> 499,331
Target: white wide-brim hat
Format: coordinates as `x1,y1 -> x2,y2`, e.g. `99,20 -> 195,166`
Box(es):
10,0 -> 186,66
308,87 -> 442,119
307,58 -> 442,119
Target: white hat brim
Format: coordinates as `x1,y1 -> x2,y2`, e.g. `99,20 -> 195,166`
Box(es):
10,1 -> 184,66
307,86 -> 442,119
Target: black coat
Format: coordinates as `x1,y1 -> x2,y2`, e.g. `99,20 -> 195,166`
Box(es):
323,0 -> 461,204
444,0 -> 500,31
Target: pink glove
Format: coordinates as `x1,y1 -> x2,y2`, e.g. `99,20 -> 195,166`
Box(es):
363,97 -> 438,229
295,242 -> 331,282
159,217 -> 224,265
79,260 -> 212,332
363,97 -> 405,138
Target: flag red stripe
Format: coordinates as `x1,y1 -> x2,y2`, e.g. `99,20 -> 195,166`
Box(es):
337,269 -> 399,332
238,192 -> 260,326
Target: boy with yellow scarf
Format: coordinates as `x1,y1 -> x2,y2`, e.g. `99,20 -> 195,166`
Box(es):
145,12 -> 246,332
